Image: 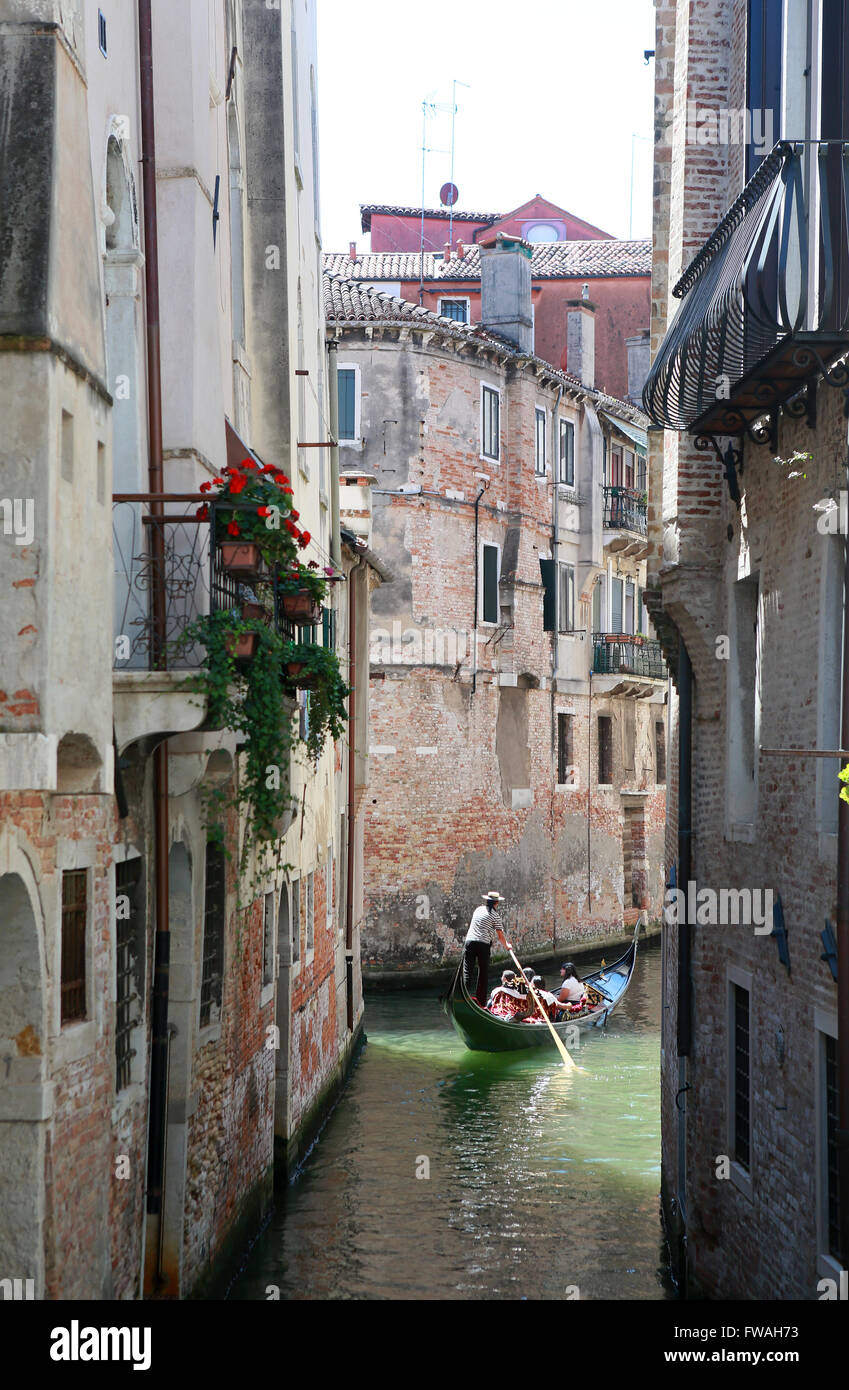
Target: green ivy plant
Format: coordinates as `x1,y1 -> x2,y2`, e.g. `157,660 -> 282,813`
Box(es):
282,639 -> 351,763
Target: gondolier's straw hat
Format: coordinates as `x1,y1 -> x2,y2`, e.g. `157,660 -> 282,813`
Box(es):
482,890 -> 505,902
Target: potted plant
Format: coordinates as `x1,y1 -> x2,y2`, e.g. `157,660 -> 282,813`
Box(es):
281,640 -> 350,762
278,560 -> 331,622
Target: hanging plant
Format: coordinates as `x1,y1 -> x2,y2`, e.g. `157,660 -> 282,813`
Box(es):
281,639 -> 351,764
197,458 -> 336,599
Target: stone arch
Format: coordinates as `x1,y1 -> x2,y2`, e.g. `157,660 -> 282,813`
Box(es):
56,731 -> 102,793
0,869 -> 46,1291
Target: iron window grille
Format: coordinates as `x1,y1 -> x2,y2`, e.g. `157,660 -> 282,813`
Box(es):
61,869 -> 88,1025
115,860 -> 142,1091
597,716 -> 613,785
733,984 -> 751,1170
200,843 -> 226,1027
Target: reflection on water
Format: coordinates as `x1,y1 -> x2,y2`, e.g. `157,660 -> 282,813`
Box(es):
229,941 -> 670,1301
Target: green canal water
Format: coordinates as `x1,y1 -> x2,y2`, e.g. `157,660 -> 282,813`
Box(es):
229,940 -> 670,1301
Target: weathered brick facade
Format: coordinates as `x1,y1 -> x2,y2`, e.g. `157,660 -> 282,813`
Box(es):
647,0 -> 845,1298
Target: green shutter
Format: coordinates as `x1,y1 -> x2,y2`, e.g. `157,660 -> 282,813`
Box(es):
338,370 -> 356,439
540,558 -> 556,632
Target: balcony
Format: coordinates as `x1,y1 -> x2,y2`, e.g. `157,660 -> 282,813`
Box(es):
112,497 -> 298,751
643,140 -> 849,449
602,485 -> 648,557
592,632 -> 666,699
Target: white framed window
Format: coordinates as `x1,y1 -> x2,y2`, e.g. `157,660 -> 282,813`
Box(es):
534,407 -> 547,475
480,541 -> 501,625
480,384 -> 501,462
337,362 -> 361,445
439,297 -> 470,323
559,417 -> 575,486
558,563 -> 575,633
726,965 -> 753,1197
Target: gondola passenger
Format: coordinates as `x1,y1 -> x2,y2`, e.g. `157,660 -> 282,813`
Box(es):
555,961 -> 587,1007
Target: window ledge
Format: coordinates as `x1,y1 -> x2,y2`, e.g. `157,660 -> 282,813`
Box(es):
53,1020 -> 96,1069
197,1022 -> 222,1046
260,982 -> 274,1009
729,1159 -> 753,1201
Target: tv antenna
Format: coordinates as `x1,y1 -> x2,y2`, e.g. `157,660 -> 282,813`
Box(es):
447,79 -> 470,253
419,95 -> 453,303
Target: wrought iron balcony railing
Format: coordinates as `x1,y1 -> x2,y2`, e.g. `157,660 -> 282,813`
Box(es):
592,633 -> 666,680
643,140 -> 849,441
602,485 -> 647,536
112,497 -> 297,671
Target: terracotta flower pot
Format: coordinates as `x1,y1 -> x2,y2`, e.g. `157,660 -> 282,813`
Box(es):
240,601 -> 269,625
219,542 -> 262,581
285,661 -> 319,689
225,631 -> 258,661
281,589 -> 322,623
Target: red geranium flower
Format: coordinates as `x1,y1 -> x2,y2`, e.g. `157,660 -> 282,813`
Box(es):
290,509 -> 300,521
226,520 -> 240,536
308,560 -> 319,569
241,457 -> 257,470
196,504 -> 209,521
283,486 -> 294,495
297,531 -> 311,548
261,464 -> 277,474
199,481 -> 212,494
273,473 -> 287,486
228,474 -> 247,495
257,506 -> 271,518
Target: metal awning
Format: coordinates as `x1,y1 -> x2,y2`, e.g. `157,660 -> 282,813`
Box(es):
599,412 -> 647,453
642,140 -> 849,441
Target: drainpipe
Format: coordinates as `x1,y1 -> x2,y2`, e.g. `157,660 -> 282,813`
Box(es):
328,340 -> 341,568
549,386 -> 563,942
472,477 -> 490,693
837,459 -> 849,1265
346,558 -> 364,954
676,635 -> 694,1295
139,0 -> 170,1286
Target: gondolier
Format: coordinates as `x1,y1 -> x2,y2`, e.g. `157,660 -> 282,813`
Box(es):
463,892 -> 510,1007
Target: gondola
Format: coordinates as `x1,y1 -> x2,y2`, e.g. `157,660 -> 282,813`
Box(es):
443,924 -> 640,1053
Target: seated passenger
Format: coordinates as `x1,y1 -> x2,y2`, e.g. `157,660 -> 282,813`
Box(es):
532,975 -> 561,1019
487,970 -> 516,1009
555,962 -> 587,1007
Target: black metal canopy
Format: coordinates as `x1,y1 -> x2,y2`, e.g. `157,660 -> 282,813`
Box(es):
643,140 -> 849,439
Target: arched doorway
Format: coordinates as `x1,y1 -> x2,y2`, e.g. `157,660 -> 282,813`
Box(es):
0,871 -> 46,1292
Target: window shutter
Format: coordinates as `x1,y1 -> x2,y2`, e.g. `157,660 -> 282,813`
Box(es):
482,545 -> 499,624
611,577 -> 623,632
592,580 -> 602,633
540,558 -> 556,632
338,369 -> 356,439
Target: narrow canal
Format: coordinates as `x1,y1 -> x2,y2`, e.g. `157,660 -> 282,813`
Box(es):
230,939 -> 670,1301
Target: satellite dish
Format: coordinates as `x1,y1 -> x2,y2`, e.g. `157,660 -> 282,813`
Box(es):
440,182 -> 459,208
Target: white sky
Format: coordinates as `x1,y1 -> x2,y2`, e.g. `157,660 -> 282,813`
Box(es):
316,0 -> 657,254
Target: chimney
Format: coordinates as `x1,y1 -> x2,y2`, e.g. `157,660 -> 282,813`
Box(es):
456,239 -> 465,260
625,330 -> 651,404
478,233 -> 534,353
444,241 -> 452,261
566,297 -> 596,388
349,240 -> 357,262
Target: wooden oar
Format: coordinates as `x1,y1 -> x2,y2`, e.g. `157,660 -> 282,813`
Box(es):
505,944 -> 576,1071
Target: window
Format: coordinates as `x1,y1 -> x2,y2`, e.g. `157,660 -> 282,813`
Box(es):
337,367 -> 357,441
625,580 -> 635,635
115,859 -> 142,1091
728,575 -> 760,827
439,298 -> 468,322
306,873 -> 315,953
481,543 -> 499,624
262,891 -> 275,988
610,447 -> 623,487
558,418 -> 575,486
558,563 -> 575,633
624,450 -> 635,489
655,721 -> 666,784
821,1029 -> 841,1261
731,983 -> 751,1170
61,869 -> 87,1025
746,0 -> 783,180
592,577 -> 603,633
200,843 -> 226,1027
534,407 -> 547,475
98,9 -> 107,57
557,714 -> 574,785
611,576 -> 623,633
637,453 -> 647,493
481,385 -> 500,461
597,715 -> 613,785
291,879 -> 301,965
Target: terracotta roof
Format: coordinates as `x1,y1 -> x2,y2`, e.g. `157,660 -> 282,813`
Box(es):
324,272 -> 585,390
324,239 -> 651,283
360,204 -> 498,231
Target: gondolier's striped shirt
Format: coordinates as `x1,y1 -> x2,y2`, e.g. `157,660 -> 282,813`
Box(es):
464,905 -> 503,946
